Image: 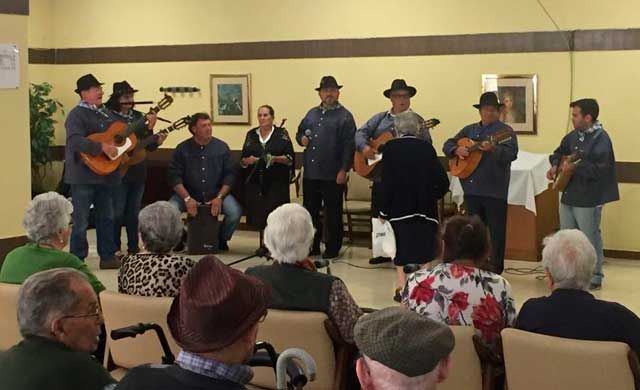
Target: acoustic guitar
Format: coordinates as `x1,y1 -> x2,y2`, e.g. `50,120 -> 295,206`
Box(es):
353,118 -> 440,179
448,129 -> 513,178
80,95 -> 173,176
119,115 -> 191,176
552,153 -> 581,191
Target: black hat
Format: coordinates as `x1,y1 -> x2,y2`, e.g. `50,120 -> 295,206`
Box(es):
315,76 -> 342,91
75,74 -> 103,94
473,92 -> 504,109
383,79 -> 417,98
111,80 -> 138,97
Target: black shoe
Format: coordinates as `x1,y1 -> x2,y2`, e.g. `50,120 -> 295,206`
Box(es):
589,282 -> 602,291
218,240 -> 229,251
174,240 -> 186,253
99,257 -> 122,270
369,256 -> 392,265
309,247 -> 321,256
393,288 -> 402,303
255,246 -> 270,258
322,250 -> 339,259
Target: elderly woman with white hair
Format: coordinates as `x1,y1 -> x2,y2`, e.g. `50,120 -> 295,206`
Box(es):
118,201 -> 195,297
0,192 -> 105,295
516,229 -> 640,356
245,203 -> 363,344
378,111 -> 449,301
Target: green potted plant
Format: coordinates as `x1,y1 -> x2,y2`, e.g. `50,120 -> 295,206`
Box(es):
30,82 -> 64,195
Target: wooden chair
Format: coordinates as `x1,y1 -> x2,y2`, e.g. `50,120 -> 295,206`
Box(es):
100,291 -> 179,380
0,283 -> 21,351
249,309 -> 354,390
502,328 -> 640,390
344,172 -> 372,246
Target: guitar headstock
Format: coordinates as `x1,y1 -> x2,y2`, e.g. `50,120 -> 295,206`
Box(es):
153,94 -> 174,112
421,118 -> 441,129
170,115 -> 191,131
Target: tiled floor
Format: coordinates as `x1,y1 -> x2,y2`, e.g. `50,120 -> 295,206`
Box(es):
91,230 -> 640,315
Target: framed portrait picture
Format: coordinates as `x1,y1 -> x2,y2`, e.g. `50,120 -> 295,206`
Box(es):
481,74 -> 538,135
210,74 -> 251,124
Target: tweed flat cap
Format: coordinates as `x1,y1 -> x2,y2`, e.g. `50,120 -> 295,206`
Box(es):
354,306 -> 455,377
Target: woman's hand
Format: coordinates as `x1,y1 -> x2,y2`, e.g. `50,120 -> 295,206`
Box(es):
242,156 -> 259,166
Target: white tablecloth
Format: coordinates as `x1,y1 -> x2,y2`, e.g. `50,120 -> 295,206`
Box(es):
450,150 -> 551,215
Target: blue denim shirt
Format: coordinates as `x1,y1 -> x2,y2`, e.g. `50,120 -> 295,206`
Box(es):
167,137 -> 236,203
443,120 -> 518,200
64,103 -> 122,185
296,103 -> 356,181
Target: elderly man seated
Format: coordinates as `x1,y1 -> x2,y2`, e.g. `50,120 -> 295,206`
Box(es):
516,229 -> 640,356
245,203 -> 363,344
354,306 -> 454,390
116,255 -> 271,390
0,268 -> 115,390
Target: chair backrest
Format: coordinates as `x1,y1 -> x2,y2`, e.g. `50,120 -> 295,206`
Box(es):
0,283 -> 22,351
100,291 -> 179,371
439,326 -> 483,390
251,309 -> 337,390
502,328 -> 637,390
345,173 -> 371,201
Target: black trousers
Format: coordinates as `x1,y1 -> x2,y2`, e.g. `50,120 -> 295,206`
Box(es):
464,195 -> 508,274
303,179 -> 344,254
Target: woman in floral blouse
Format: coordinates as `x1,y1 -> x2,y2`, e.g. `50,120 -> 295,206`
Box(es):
402,215 -> 516,344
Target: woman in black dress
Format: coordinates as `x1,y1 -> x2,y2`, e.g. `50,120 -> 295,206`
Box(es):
378,111 -> 450,300
241,105 -> 295,250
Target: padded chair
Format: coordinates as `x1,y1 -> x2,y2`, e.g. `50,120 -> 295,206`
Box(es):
502,328 -> 640,390
439,326 -> 483,390
100,291 -> 179,380
0,282 -> 21,351
344,172 -> 372,245
250,309 -> 354,390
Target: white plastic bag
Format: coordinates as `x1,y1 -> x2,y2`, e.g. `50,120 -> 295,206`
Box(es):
371,218 -> 396,259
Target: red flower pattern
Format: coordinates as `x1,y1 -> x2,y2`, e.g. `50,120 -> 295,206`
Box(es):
450,263 -> 475,279
471,294 -> 505,343
409,275 -> 436,305
447,291 -> 470,323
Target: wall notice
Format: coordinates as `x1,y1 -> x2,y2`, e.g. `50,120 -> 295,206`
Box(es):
0,44 -> 20,89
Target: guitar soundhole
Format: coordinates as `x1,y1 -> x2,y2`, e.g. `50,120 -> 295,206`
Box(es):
114,135 -> 125,145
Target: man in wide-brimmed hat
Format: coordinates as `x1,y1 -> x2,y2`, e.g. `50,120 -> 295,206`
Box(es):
443,92 -> 518,275
64,73 -> 123,270
116,255 -> 271,390
355,79 -> 432,267
295,76 -> 357,259
105,80 -> 163,258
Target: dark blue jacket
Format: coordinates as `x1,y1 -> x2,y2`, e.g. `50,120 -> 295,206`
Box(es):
549,126 -> 619,207
443,120 -> 518,200
296,104 -> 356,181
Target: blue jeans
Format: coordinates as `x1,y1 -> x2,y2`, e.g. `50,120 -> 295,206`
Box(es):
113,181 -> 145,253
169,194 -> 242,242
70,184 -> 116,261
560,203 -> 604,285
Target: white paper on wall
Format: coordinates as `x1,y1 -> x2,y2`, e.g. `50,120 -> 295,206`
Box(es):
0,44 -> 20,89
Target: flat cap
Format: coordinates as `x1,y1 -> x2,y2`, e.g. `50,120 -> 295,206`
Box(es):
354,306 -> 455,377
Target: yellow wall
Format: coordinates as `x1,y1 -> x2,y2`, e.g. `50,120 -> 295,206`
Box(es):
27,0 -> 640,251
0,13 -> 31,238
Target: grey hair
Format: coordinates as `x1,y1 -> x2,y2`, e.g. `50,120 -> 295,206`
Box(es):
393,111 -> 424,137
17,268 -> 88,337
362,355 -> 436,389
23,192 -> 73,245
542,229 -> 596,291
264,203 -> 315,264
139,201 -> 184,254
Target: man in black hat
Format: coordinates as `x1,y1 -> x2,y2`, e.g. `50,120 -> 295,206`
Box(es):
64,73 -> 122,269
105,81 -> 164,257
355,79 -> 432,264
296,76 -> 356,259
442,92 -> 518,274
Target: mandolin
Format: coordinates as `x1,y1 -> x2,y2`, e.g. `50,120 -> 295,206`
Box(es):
448,129 -> 513,178
119,115 -> 191,176
552,153 -> 580,191
353,118 -> 440,179
80,95 -> 173,176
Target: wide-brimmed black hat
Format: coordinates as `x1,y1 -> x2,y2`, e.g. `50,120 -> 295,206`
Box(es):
315,75 -> 343,91
473,92 -> 504,109
74,74 -> 103,94
383,79 -> 417,98
111,80 -> 138,97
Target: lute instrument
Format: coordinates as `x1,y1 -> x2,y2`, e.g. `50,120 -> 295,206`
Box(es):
119,115 -> 191,176
448,129 -> 513,178
80,94 -> 173,176
353,118 -> 440,179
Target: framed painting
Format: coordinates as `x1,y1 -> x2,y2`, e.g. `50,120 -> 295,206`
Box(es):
210,74 -> 251,124
482,74 -> 538,134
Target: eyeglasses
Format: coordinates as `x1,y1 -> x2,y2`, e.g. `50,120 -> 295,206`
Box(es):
59,306 -> 102,321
